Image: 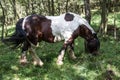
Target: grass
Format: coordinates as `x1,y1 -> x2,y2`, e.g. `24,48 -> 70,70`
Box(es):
0,37 -> 120,80
0,12 -> 120,80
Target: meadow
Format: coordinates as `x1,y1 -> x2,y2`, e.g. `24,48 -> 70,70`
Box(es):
0,12 -> 120,80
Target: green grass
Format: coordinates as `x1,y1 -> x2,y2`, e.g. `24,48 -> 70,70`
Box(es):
0,37 -> 120,80
0,12 -> 120,80
91,11 -> 120,30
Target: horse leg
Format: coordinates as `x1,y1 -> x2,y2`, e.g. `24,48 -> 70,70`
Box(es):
57,39 -> 71,65
84,40 -> 89,53
68,42 -> 77,60
20,41 -> 29,65
26,36 -> 43,66
29,47 -> 44,67
56,45 -> 66,65
20,51 -> 28,65
56,37 -> 77,65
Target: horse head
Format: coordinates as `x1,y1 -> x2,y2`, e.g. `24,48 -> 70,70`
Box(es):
78,24 -> 100,55
84,33 -> 100,55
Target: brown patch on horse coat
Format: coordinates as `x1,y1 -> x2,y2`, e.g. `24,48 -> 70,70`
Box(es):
41,19 -> 55,42
64,13 -> 74,21
24,15 -> 55,44
72,25 -> 93,40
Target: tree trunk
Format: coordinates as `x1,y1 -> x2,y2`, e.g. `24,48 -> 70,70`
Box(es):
25,0 -> 30,15
0,1 -> 5,40
9,0 -> 17,20
48,0 -> 51,15
84,0 -> 91,24
31,1 -> 35,14
113,0 -> 118,39
51,0 -> 54,16
66,0 -> 69,13
58,2 -> 60,14
99,0 -> 108,36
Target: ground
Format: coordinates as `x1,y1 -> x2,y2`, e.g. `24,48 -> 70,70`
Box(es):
0,12 -> 120,80
0,37 -> 120,80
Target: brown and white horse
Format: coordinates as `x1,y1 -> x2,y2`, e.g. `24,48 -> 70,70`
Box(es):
3,12 -> 100,66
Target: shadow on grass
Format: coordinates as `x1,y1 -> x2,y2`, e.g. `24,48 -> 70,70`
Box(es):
0,36 -> 120,80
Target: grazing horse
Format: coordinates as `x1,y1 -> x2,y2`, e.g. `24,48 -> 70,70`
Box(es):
3,12 -> 100,66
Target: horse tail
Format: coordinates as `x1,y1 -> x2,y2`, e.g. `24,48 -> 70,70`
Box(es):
2,18 -> 27,48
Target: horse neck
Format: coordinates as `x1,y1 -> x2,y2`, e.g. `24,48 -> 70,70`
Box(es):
79,25 -> 95,41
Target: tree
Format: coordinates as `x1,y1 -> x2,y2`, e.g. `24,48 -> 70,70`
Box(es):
9,0 -> 17,20
48,0 -> 51,15
66,0 -> 69,12
99,0 -> 108,36
113,0 -> 119,39
51,0 -> 54,15
1,0 -> 120,39
0,1 -> 5,39
84,0 -> 91,24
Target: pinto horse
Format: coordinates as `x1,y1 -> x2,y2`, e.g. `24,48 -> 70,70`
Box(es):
3,12 -> 100,66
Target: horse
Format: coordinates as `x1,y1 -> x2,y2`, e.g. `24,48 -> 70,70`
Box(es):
3,12 -> 100,66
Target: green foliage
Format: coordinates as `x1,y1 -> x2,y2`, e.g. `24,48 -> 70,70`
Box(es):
0,4 -> 120,80
0,37 -> 120,80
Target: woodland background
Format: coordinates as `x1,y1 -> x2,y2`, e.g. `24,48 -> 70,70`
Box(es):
0,0 -> 120,80
0,0 -> 120,39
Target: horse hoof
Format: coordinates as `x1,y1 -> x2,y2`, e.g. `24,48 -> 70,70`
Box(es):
56,61 -> 63,65
20,59 -> 28,65
33,61 -> 44,67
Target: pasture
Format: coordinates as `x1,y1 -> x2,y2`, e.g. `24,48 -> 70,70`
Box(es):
0,37 -> 120,80
0,13 -> 120,80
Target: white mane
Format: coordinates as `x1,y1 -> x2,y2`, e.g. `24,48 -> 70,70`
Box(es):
22,15 -> 31,30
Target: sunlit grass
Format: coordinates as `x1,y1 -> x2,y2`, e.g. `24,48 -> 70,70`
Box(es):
108,12 -> 120,27
91,11 -> 120,30
0,25 -> 15,37
0,12 -> 120,80
0,37 -> 120,80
